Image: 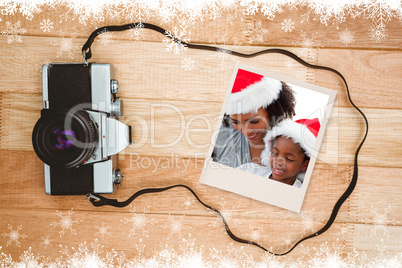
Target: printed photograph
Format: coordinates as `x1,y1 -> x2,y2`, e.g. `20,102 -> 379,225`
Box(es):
200,63 -> 337,212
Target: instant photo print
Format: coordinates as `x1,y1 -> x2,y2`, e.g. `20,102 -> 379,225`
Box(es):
200,63 -> 337,212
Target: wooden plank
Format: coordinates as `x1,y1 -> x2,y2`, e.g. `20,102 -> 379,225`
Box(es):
2,4 -> 402,49
356,167 -> 402,224
0,207 -> 355,262
353,224 -> 402,257
336,107 -> 402,169
314,49 -> 402,110
1,90 -> 401,168
0,3 -> 401,266
0,36 -> 316,97
0,93 -> 42,151
2,149 -> 400,224
0,149 -> 358,226
0,91 -> 345,167
1,35 -> 401,110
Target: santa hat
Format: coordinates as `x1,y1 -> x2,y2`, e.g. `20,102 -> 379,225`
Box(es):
260,118 -> 321,167
225,69 -> 282,115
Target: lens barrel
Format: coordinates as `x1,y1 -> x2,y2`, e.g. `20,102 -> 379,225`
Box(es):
32,110 -> 98,168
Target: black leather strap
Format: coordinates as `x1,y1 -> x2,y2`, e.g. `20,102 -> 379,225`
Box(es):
84,23 -> 369,255
87,184 -> 269,253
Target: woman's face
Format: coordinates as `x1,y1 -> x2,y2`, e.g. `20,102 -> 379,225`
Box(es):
229,107 -> 270,146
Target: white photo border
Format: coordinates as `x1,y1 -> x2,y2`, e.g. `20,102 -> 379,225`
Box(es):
199,62 -> 337,212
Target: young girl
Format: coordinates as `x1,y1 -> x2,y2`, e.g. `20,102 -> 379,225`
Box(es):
237,119 -> 320,188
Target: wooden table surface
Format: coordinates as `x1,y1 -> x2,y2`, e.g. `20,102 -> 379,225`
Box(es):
0,2 -> 401,266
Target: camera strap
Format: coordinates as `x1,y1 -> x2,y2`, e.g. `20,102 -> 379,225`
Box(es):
84,23 -> 369,255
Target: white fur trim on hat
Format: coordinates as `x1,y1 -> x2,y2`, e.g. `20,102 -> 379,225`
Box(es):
225,77 -> 282,115
260,120 -> 317,167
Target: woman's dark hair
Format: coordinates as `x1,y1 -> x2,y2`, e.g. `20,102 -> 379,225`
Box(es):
222,81 -> 296,128
265,81 -> 296,128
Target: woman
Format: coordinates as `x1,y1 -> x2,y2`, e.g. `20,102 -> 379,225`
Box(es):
212,68 -> 296,167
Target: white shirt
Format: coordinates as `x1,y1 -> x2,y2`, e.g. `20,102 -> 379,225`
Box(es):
237,162 -> 303,188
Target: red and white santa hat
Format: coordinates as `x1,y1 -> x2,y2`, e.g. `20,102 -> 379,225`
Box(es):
260,118 -> 321,167
225,69 -> 283,115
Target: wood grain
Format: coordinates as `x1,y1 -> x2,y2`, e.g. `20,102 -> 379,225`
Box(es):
1,35 -> 401,110
3,5 -> 402,49
3,149 -> 402,225
0,207 -> 356,261
1,91 -> 400,168
0,4 -> 401,264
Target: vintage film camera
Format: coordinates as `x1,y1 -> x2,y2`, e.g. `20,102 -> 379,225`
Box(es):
32,63 -> 132,195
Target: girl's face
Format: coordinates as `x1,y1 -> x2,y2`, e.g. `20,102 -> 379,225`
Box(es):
229,107 -> 270,146
269,136 -> 309,184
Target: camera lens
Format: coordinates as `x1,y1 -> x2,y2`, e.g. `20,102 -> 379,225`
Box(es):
51,127 -> 76,151
32,110 -> 98,168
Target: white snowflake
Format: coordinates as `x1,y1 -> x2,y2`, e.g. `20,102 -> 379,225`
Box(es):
177,16 -> 197,31
207,245 -> 244,267
122,207 -> 156,238
248,224 -> 264,244
132,241 -> 147,263
59,240 -> 112,267
117,1 -> 153,22
281,18 -> 295,33
97,29 -> 113,46
181,57 -> 195,71
179,235 -> 196,253
338,224 -> 350,239
157,4 -> 176,23
300,31 -> 318,46
163,214 -> 187,238
204,1 -> 224,20
356,0 -> 398,26
0,1 -> 40,20
135,239 -> 146,255
129,23 -> 144,41
183,197 -> 194,209
18,248 -> 42,267
377,239 -> 387,256
51,31 -> 80,59
285,59 -> 295,69
1,225 -> 27,247
365,206 -> 399,237
1,20 -> 27,44
95,222 -> 111,238
370,23 -> 388,43
0,249 -> 13,266
40,234 -> 53,249
260,2 -> 284,20
162,27 -> 190,54
241,1 -> 259,16
207,35 -> 239,70
59,12 -> 69,23
299,209 -> 318,235
283,236 -> 293,247
51,209 -> 81,236
242,20 -> 269,44
306,242 -> 347,267
0,2 -> 17,15
40,19 -> 54,33
339,28 -> 355,46
293,31 -> 320,59
210,200 -> 241,229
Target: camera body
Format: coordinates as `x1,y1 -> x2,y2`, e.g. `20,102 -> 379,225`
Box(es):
32,63 -> 132,195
